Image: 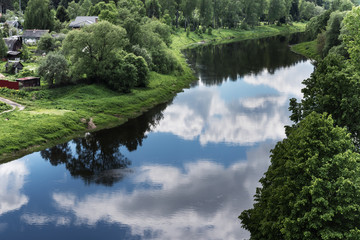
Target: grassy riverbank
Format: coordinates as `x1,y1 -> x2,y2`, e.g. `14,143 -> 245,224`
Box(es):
0,23 -> 307,162
290,40 -> 320,61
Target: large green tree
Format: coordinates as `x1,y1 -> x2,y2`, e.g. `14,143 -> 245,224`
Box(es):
38,52 -> 69,86
342,6 -> 360,68
240,112 -> 360,239
62,21 -> 132,90
289,53 -> 360,143
24,0 -> 54,30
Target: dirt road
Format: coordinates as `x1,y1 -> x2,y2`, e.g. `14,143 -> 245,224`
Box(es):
0,97 -> 25,114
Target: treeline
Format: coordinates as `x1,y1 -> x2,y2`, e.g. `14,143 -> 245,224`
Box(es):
5,0 -> 359,30
240,6 -> 360,239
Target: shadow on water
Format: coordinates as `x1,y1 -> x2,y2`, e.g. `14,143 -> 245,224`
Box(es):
40,102 -> 170,186
183,33 -> 308,86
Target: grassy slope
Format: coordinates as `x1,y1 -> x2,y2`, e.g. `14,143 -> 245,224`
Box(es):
290,40 -> 321,61
0,23 -> 306,162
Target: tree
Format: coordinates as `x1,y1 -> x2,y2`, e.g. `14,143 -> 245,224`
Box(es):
240,112 -> 360,240
322,11 -> 345,56
56,4 -> 70,22
0,38 -> 8,58
289,53 -> 360,143
24,0 -> 54,30
67,1 -> 81,20
38,52 -> 69,86
342,6 -> 360,68
62,21 -> 129,85
37,33 -> 56,53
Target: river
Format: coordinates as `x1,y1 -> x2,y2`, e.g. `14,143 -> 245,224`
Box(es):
0,35 -> 313,240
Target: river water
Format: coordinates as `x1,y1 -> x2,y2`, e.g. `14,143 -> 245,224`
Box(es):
0,35 -> 313,240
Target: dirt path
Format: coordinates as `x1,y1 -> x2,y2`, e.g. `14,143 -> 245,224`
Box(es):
0,97 -> 25,114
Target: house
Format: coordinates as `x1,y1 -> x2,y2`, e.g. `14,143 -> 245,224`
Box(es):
69,16 -> 98,28
5,20 -> 22,29
4,36 -> 22,51
22,29 -> 49,44
16,77 -> 40,88
5,60 -> 23,74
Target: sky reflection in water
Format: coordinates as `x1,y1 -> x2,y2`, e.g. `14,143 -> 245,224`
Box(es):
0,36 -> 313,240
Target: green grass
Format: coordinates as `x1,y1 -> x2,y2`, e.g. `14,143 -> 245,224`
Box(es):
0,23 -> 306,162
0,102 -> 11,112
171,22 -> 307,49
291,40 -> 321,61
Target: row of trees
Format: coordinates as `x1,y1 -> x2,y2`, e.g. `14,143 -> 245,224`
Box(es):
240,6 -> 360,239
6,0 -> 354,31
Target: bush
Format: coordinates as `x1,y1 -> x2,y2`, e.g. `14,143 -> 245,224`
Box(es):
37,34 -> 56,53
207,27 -> 212,35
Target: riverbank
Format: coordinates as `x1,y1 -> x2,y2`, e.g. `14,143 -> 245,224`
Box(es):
0,23 -> 307,162
290,40 -> 320,61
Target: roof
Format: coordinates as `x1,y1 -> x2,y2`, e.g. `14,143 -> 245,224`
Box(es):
4,37 -> 21,51
5,20 -> 22,29
7,51 -> 21,56
16,77 -> 40,81
5,60 -> 24,68
69,16 -> 98,28
22,29 -> 49,39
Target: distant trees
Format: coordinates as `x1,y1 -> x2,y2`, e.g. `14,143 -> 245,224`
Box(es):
240,112 -> 360,239
24,0 -> 54,30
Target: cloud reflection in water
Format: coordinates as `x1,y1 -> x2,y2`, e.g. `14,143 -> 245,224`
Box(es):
152,61 -> 313,146
0,161 -> 29,216
50,143 -> 272,239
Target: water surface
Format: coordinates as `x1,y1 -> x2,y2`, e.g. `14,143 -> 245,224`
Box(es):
0,35 -> 313,240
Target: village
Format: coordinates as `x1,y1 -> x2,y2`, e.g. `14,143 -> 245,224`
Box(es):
0,7 -> 99,91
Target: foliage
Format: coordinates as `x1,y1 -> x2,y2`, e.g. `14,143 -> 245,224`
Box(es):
290,53 -> 360,143
240,112 -> 360,240
0,38 -> 8,58
0,102 -> 12,113
38,51 -> 69,86
342,7 -> 360,68
305,10 -> 331,40
56,5 -> 70,22
322,11 -> 345,56
24,0 -> 54,30
62,21 -> 129,88
37,34 -> 56,53
299,1 -> 324,21
21,45 -> 31,62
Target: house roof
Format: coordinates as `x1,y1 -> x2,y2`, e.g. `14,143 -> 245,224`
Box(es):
5,20 -> 22,29
69,16 -> 98,28
22,29 -> 49,39
5,60 -> 24,68
16,77 -> 40,82
4,37 -> 21,51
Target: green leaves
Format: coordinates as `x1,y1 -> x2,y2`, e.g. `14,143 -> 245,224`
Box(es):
240,113 -> 360,239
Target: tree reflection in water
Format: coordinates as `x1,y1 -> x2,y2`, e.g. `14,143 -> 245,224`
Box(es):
41,102 -> 168,186
183,33 -> 308,86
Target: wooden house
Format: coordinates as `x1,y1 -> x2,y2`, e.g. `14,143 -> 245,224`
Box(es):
22,29 -> 49,44
16,77 -> 40,88
5,60 -> 23,73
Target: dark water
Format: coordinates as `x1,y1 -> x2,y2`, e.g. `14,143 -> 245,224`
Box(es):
0,35 -> 313,240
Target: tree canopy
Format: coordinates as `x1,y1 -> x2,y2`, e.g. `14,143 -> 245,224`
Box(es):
240,112 -> 360,240
24,0 -> 54,30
